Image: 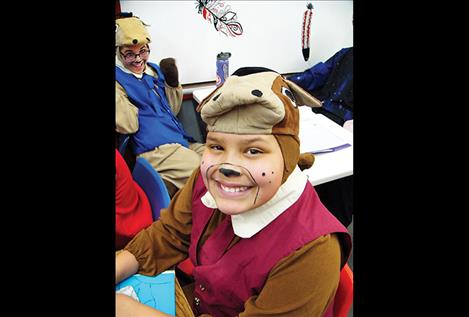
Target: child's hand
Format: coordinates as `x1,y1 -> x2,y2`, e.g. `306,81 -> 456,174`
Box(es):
160,58 -> 179,87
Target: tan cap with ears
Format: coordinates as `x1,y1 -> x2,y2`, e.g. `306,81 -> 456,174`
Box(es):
116,16 -> 151,47
197,67 -> 321,183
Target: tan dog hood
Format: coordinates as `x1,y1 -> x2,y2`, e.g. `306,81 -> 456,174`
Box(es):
197,69 -> 321,137
116,16 -> 151,47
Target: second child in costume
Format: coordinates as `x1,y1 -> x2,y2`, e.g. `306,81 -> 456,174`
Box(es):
116,15 -> 205,197
116,68 -> 352,317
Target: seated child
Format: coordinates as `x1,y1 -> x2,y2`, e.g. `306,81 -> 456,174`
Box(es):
116,68 -> 352,317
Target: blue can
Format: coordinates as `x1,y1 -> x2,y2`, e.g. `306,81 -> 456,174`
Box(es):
216,52 -> 231,86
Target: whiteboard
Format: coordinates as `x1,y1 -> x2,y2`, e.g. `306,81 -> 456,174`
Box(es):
120,1 -> 353,85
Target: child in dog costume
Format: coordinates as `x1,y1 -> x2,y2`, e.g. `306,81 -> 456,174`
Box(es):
116,15 -> 205,197
116,67 -> 352,317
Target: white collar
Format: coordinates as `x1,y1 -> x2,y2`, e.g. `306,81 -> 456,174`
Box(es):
115,55 -> 156,79
201,167 -> 308,238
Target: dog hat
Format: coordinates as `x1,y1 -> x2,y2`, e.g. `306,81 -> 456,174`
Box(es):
197,67 -> 322,183
115,16 -> 151,47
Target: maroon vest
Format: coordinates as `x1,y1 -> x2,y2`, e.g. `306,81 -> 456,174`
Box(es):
189,174 -> 351,316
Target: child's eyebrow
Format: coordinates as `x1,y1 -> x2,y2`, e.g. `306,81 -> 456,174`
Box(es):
207,135 -> 270,146
121,45 -> 148,54
239,137 -> 268,145
206,135 -> 220,143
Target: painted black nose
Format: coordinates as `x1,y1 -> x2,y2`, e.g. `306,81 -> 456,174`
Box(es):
219,167 -> 241,177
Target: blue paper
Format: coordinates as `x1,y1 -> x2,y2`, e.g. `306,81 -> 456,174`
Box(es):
116,271 -> 176,316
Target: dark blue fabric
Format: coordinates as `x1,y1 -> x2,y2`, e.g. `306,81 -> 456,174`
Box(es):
288,49 -> 354,226
289,48 -> 349,91
116,62 -> 193,155
288,47 -> 353,125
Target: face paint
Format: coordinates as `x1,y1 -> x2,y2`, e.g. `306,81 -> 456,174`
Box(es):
202,132 -> 284,215
119,44 -> 149,74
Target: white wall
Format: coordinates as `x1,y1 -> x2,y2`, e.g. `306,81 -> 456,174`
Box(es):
120,0 -> 353,85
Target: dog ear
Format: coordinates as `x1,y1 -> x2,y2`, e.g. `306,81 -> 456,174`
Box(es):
297,152 -> 315,171
284,78 -> 322,108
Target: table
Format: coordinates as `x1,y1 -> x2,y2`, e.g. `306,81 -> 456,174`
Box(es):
192,86 -> 217,104
298,107 -> 353,186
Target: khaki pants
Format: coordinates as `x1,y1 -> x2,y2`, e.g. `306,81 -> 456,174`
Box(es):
176,278 -> 195,317
138,142 -> 205,190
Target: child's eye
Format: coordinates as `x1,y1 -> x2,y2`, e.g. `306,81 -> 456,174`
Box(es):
247,148 -> 263,155
209,144 -> 224,151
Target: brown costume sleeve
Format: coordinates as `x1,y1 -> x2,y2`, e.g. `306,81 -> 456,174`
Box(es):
240,234 -> 342,317
124,168 -> 201,276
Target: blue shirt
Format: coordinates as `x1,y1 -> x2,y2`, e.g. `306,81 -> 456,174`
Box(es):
116,62 -> 193,155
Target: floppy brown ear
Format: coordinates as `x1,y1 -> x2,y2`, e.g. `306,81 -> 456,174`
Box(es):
298,152 -> 315,171
284,79 -> 322,108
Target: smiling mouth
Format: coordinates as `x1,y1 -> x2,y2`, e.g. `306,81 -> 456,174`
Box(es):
215,179 -> 254,195
220,183 -> 250,193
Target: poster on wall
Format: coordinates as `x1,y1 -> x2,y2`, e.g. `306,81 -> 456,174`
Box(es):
195,0 -> 244,37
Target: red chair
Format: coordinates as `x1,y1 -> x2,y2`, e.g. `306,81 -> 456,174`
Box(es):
177,258 -> 194,276
333,263 -> 353,317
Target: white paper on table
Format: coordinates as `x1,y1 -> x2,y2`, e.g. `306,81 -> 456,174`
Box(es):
299,116 -> 350,154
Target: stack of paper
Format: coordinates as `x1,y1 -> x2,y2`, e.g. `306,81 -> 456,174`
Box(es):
299,113 -> 351,154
